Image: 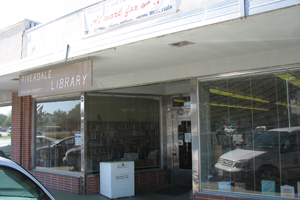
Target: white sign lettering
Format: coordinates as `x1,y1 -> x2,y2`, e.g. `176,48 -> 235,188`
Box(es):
18,60 -> 93,96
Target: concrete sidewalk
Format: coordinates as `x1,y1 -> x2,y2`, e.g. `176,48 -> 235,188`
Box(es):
49,185 -> 191,200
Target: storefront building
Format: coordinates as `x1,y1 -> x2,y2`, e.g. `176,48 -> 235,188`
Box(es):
1,0 -> 300,199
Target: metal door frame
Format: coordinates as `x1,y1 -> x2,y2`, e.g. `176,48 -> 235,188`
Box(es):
172,109 -> 192,186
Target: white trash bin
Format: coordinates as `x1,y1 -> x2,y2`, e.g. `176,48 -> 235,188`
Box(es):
100,161 -> 135,199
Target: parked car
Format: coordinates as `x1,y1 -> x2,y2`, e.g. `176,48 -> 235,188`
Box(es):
232,127 -> 253,145
224,125 -> 238,136
37,136 -> 75,166
36,136 -> 57,149
0,157 -> 55,199
7,127 -> 11,134
254,126 -> 276,135
214,126 -> 300,190
0,143 -> 11,158
63,147 -> 81,171
0,136 -> 55,160
36,130 -> 43,135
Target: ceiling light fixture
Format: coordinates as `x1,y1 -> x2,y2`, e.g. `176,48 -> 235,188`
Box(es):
169,40 -> 195,47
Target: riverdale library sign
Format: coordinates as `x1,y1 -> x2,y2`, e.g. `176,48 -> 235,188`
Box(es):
18,60 -> 92,96
83,0 -> 176,37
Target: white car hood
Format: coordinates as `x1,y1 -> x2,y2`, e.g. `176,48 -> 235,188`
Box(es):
220,149 -> 267,161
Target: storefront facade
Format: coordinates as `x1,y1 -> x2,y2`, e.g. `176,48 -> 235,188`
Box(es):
1,0 -> 300,199
31,92 -> 164,194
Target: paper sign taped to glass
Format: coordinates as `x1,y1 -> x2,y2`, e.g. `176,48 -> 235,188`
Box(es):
261,180 -> 275,196
218,182 -> 231,191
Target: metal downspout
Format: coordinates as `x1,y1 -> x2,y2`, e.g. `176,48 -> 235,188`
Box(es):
240,0 -> 246,18
80,93 -> 87,194
190,79 -> 199,200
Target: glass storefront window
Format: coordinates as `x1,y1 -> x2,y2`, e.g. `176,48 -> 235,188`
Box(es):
35,98 -> 80,173
0,105 -> 12,159
199,69 -> 300,198
86,94 -> 160,173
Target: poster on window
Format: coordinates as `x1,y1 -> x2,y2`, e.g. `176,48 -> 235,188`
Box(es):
235,182 -> 246,192
297,182 -> 300,198
261,180 -> 275,196
185,133 -> 191,143
218,182 -> 231,191
178,140 -> 183,146
75,131 -> 81,146
281,185 -> 295,198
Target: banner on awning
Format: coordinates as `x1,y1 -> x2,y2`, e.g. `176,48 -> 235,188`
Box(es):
83,0 -> 177,37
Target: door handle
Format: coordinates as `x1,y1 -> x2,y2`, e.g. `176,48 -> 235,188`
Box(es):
172,149 -> 176,156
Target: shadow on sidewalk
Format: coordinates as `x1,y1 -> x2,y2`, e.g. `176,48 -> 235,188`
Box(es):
49,185 -> 191,200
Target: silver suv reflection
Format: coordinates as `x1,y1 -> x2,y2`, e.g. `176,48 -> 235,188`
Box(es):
214,126 -> 300,189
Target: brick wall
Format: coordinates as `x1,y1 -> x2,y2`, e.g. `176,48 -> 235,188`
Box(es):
135,170 -> 166,188
87,176 -> 99,194
11,92 -> 23,165
11,93 -> 32,170
87,169 -> 166,194
31,171 -> 82,194
31,169 -> 166,195
23,96 -> 32,170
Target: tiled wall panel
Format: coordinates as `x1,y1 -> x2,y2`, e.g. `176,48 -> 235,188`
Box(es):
31,171 -> 81,194
87,170 -> 166,194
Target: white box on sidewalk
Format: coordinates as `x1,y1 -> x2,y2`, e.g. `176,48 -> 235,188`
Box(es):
100,161 -> 135,199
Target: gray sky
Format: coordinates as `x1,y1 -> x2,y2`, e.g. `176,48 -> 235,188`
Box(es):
0,0 -> 101,30
0,106 -> 11,115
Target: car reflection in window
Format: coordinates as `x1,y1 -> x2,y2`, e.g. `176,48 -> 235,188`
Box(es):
214,127 -> 300,192
244,131 -> 289,150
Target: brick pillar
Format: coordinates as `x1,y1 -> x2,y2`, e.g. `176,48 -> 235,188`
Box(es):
23,96 -> 32,170
11,92 -> 32,170
11,93 -> 23,165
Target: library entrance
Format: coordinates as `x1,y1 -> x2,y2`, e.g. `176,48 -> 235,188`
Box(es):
173,118 -> 192,186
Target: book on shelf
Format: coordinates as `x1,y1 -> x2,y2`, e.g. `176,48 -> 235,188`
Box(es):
235,182 -> 246,192
218,181 -> 231,191
281,185 -> 295,198
261,180 -> 275,196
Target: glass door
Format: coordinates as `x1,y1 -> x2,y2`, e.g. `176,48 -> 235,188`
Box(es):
173,119 -> 192,186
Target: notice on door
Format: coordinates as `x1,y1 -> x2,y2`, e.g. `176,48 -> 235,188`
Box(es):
185,133 -> 191,143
